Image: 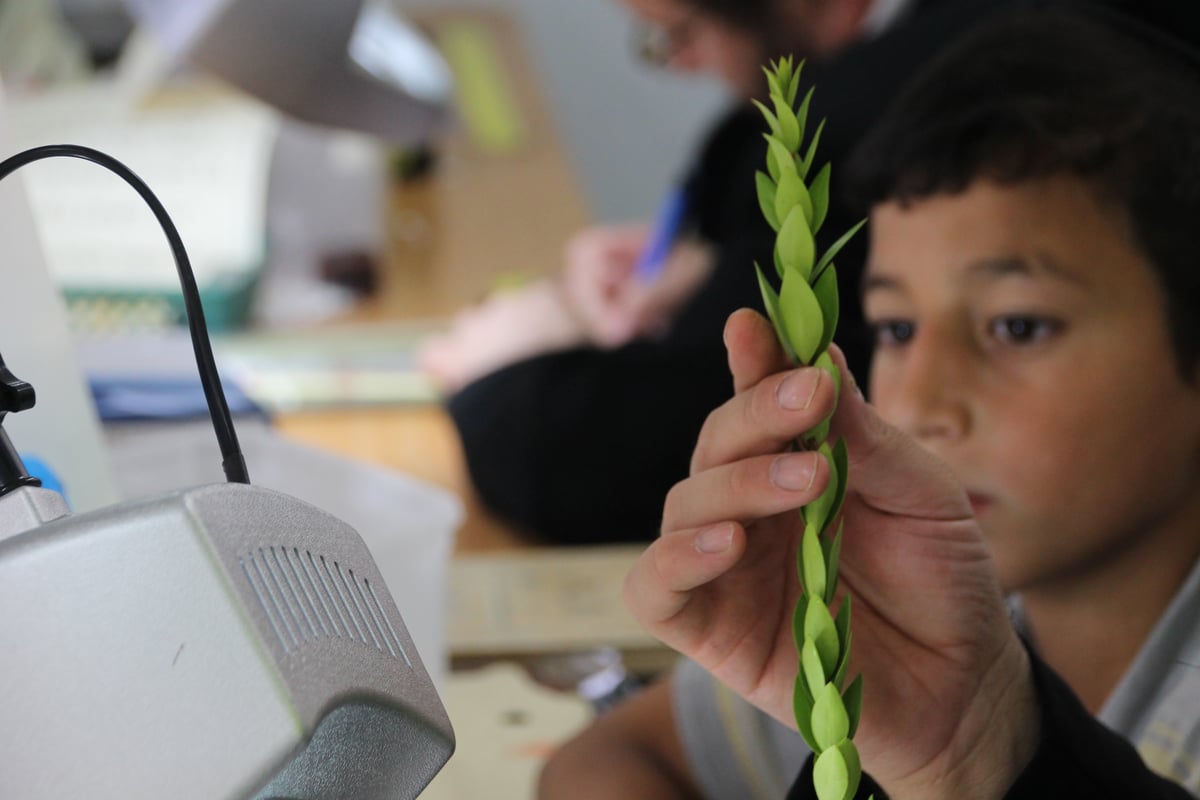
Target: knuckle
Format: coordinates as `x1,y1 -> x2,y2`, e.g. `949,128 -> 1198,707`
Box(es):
661,480 -> 689,529
723,460 -> 760,505
743,374 -> 782,435
690,409 -> 723,474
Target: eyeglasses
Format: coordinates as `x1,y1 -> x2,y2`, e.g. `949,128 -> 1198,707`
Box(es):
632,14 -> 701,68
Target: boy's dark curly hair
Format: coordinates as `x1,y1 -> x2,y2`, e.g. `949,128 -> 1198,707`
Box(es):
848,7 -> 1200,376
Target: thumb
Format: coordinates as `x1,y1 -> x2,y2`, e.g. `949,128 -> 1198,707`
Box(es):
826,345 -> 970,521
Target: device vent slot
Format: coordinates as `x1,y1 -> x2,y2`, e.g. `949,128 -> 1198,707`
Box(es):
240,547 -> 409,664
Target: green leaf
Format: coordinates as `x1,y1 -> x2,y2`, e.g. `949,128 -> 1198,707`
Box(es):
841,741 -> 864,800
800,118 -> 827,180
833,628 -> 852,691
801,637 -> 827,702
800,519 -> 827,601
815,349 -> 836,383
813,265 -> 840,357
829,438 -> 850,528
843,674 -> 865,739
775,167 -> 814,234
812,682 -> 850,751
754,263 -> 795,361
787,61 -> 803,106
764,136 -> 783,184
777,57 -> 794,97
814,740 -> 862,800
776,206 -> 817,282
795,86 -> 815,150
824,520 -> 844,606
777,164 -> 816,230
774,95 -> 801,152
804,352 -> 838,449
833,592 -> 852,686
809,162 -> 832,235
793,671 -> 819,752
813,745 -> 849,800
805,595 -> 840,676
764,69 -> 784,107
805,442 -> 837,532
814,218 -> 867,280
779,266 -> 823,364
751,99 -> 782,140
816,350 -> 841,399
767,134 -> 796,180
794,592 -> 807,648
806,417 -> 831,449
756,171 -> 780,231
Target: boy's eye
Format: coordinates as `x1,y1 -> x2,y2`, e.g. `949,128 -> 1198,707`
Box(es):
987,315 -> 1060,345
871,319 -> 915,347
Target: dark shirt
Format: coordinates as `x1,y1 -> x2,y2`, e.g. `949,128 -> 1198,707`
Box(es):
785,647 -> 1193,800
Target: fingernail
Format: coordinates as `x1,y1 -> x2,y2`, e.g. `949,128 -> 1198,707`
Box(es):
777,369 -> 822,410
695,523 -> 734,554
770,453 -> 818,492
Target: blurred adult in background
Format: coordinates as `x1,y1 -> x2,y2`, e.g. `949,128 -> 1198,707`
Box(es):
420,0 -> 1013,545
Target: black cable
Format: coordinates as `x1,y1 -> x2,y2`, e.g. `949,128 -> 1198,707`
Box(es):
0,353 -> 40,496
0,144 -> 250,484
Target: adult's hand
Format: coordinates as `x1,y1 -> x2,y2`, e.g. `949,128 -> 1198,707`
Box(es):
561,224 -> 713,348
417,279 -> 586,393
624,308 -> 1039,799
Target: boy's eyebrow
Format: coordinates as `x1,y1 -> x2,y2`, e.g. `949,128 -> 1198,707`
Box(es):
860,269 -> 901,297
964,254 -> 1089,286
861,252 -> 1089,299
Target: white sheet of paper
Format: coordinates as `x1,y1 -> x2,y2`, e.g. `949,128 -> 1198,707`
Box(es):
4,71 -> 277,293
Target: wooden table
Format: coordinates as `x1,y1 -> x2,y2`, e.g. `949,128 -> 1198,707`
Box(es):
275,8 -> 590,554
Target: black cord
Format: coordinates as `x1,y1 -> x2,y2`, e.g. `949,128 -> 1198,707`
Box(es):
0,144 -> 250,484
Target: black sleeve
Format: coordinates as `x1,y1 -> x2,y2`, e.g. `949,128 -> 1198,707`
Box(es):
785,649 -> 1192,800
1001,649 -> 1191,799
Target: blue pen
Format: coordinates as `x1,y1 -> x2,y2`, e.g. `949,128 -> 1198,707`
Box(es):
633,185 -> 689,282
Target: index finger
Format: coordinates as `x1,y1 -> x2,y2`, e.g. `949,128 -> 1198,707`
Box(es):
725,309 -> 791,394
622,521 -> 746,647
690,362 -> 837,475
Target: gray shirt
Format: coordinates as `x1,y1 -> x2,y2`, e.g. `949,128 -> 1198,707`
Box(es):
673,556 -> 1200,798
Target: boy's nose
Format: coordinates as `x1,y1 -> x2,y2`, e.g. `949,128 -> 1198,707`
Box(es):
878,332 -> 973,445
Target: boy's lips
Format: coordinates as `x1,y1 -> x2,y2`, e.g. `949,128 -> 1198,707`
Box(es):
966,492 -> 993,515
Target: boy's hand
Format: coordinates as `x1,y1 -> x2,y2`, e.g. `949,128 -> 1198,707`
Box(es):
624,308 -> 1039,799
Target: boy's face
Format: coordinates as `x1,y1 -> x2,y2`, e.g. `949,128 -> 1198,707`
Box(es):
863,176 -> 1200,596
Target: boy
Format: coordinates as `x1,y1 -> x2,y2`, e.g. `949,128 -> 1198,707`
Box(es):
550,7 -> 1200,798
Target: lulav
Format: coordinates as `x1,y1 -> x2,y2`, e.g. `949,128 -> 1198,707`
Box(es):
752,57 -> 868,800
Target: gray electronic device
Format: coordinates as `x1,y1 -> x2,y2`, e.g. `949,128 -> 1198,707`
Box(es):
0,143 -> 454,798
0,481 -> 455,799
